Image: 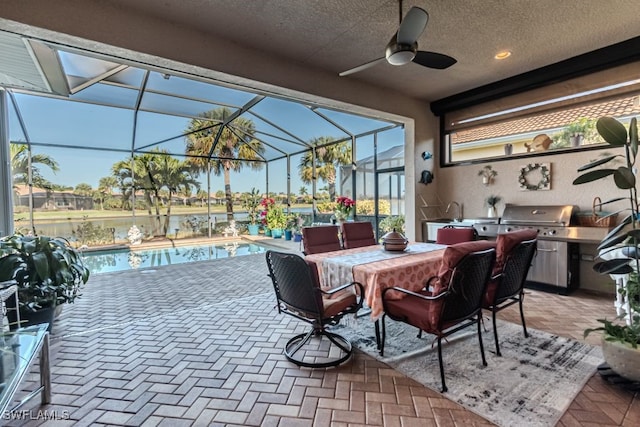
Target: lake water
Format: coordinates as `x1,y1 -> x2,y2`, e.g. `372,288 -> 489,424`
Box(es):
20,209 -> 314,243
82,241 -> 267,274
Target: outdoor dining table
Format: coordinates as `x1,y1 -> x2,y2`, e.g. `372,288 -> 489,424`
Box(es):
305,242 -> 447,320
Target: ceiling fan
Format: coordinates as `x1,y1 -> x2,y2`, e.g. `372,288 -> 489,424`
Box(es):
339,1 -> 457,77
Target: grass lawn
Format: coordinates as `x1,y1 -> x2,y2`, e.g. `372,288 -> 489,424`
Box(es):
15,203 -> 315,222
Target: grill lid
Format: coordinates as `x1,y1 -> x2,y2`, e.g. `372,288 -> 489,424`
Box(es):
500,204 -> 575,226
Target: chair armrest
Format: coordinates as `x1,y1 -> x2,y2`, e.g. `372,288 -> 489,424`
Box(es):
321,281 -> 364,298
382,286 -> 448,301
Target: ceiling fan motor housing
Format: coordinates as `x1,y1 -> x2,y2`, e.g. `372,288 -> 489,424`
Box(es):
385,42 -> 417,65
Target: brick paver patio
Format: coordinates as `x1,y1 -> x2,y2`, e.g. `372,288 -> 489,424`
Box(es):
6,238 -> 640,426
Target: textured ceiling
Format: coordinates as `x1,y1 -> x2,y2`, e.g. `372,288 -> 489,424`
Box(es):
102,0 -> 640,102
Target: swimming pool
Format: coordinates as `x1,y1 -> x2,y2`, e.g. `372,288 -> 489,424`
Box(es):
82,241 -> 267,274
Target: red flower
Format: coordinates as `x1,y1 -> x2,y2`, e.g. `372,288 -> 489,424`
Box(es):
335,196 -> 355,216
260,197 -> 275,208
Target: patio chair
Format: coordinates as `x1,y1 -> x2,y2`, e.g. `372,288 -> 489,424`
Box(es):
301,225 -> 341,255
341,221 -> 377,249
265,250 -> 363,368
378,241 -> 496,392
483,229 -> 538,356
435,225 -> 477,245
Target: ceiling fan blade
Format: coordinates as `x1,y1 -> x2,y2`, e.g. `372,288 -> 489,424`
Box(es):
413,51 -> 457,69
339,57 -> 386,77
397,7 -> 428,45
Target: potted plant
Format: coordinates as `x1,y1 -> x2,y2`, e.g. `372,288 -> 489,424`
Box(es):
553,117 -> 597,148
573,115 -> 640,381
266,204 -> 287,238
335,196 -> 355,222
478,165 -> 498,186
485,195 -> 502,218
242,188 -> 262,235
379,215 -> 405,234
0,233 -> 90,332
285,213 -> 301,241
260,197 -> 275,236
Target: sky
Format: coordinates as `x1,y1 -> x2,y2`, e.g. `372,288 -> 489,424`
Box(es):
8,90 -> 404,196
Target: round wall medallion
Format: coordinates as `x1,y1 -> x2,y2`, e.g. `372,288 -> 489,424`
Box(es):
519,163 -> 551,191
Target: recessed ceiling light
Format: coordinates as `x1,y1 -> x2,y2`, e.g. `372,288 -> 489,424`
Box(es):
495,50 -> 512,60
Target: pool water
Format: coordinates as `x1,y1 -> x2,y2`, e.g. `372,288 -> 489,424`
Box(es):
82,241 -> 267,274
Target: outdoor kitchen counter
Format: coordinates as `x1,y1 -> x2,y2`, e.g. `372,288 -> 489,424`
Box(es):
517,226 -> 609,245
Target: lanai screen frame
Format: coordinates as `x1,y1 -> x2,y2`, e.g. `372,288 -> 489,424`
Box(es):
1,40 -> 404,237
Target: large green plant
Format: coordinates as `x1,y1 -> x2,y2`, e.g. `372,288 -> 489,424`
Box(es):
242,188 -> 262,225
266,205 -> 287,229
573,116 -> 640,347
0,234 -> 90,312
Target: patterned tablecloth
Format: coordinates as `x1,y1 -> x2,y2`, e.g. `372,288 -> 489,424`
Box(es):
305,243 -> 447,320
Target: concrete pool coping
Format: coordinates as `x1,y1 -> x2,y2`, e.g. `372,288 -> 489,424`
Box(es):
79,234 -> 302,254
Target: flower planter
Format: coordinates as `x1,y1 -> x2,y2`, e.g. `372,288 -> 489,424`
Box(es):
265,228 -> 271,237
247,224 -> 260,235
6,298 -> 55,333
284,230 -> 293,240
602,336 -> 640,382
293,232 -> 302,242
271,228 -> 283,239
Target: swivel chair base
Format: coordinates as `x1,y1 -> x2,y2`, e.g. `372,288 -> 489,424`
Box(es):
285,328 -> 353,368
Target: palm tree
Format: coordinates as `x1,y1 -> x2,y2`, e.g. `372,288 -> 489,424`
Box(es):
298,137 -> 351,201
112,153 -> 163,226
74,183 -> 93,197
111,159 -> 136,210
10,143 -> 59,189
196,189 -> 209,207
97,176 -> 118,210
154,154 -> 199,234
112,151 -> 198,235
185,107 -> 264,221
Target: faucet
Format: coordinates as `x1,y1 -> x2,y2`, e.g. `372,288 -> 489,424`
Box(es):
445,201 -> 462,222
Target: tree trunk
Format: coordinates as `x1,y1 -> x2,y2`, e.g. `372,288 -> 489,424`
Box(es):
153,190 -> 162,235
163,191 -> 173,235
224,166 -> 234,221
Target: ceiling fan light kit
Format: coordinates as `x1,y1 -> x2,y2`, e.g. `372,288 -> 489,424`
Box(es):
339,1 -> 456,76
386,42 -> 417,65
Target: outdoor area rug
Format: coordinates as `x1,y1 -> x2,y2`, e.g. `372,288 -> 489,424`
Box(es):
334,316 -> 603,427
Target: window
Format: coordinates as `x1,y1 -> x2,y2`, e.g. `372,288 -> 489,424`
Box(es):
441,62 -> 640,165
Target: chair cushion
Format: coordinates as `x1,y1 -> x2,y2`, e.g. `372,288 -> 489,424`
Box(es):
493,229 -> 538,275
484,229 -> 538,306
342,222 -> 377,249
302,225 -> 341,254
323,292 -> 358,318
436,227 -> 476,245
384,289 -> 438,333
432,240 -> 496,295
386,240 -> 495,331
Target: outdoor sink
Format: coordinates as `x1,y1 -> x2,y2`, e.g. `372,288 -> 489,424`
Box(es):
427,218 -> 454,223
426,218 -> 499,226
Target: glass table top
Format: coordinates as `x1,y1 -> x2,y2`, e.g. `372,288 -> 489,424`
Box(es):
0,324 -> 49,414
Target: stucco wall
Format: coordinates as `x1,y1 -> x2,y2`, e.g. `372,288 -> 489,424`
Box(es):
435,148 -> 628,218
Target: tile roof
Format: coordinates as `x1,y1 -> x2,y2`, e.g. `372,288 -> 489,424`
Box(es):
451,95 -> 640,144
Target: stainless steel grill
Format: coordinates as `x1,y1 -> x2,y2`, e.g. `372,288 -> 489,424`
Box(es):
473,204 -> 609,244
473,204 -> 610,294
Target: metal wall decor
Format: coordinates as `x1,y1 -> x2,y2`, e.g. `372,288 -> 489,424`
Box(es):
518,162 -> 551,191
